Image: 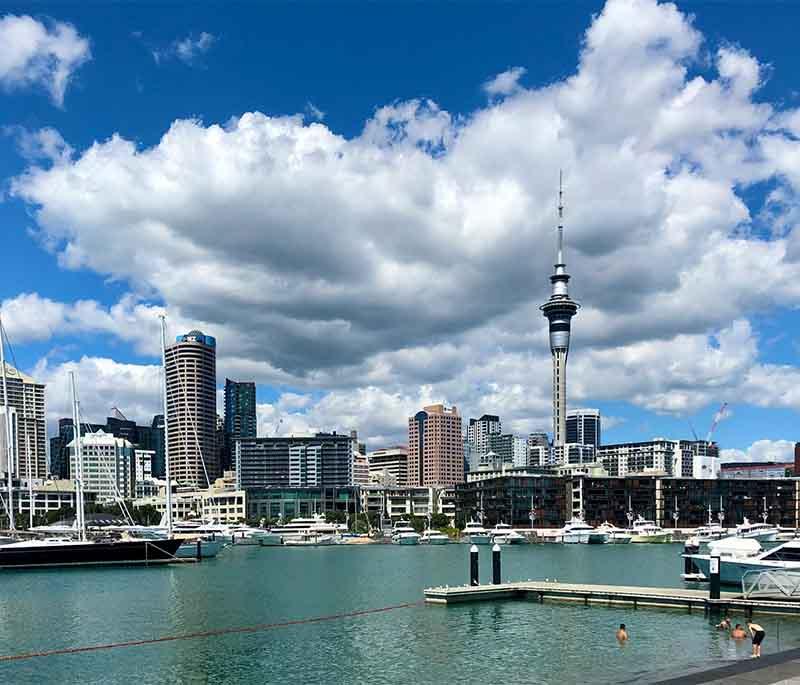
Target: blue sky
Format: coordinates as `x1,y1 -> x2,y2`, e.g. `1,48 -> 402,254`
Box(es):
1,0 -> 799,457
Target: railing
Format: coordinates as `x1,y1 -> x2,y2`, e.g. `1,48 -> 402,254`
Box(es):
742,568 -> 800,599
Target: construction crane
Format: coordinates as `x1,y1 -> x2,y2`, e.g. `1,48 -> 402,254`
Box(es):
686,418 -> 699,442
706,402 -> 729,443
273,417 -> 284,437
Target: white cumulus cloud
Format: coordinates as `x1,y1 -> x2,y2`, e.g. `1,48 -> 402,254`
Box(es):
0,14 -> 90,106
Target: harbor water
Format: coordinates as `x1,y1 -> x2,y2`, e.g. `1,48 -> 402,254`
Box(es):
2,543 -> 800,683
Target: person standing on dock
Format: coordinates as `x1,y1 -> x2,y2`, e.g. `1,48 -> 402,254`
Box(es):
616,624 -> 628,643
747,620 -> 765,658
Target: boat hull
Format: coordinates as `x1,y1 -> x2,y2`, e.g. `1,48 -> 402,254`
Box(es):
630,533 -> 671,543
422,537 -> 450,545
469,534 -> 493,545
176,538 -> 224,559
0,539 -> 182,569
259,534 -> 284,546
688,555 -> 790,585
394,536 -> 420,545
607,534 -> 632,544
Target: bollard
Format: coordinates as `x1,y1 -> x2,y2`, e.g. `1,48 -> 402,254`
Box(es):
709,552 -> 721,600
470,545 -> 479,586
196,539 -> 202,561
492,543 -> 501,584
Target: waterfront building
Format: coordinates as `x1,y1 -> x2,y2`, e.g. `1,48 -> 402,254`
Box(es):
408,404 -> 464,487
566,409 -> 601,448
165,330 -> 218,488
368,446 -> 409,487
466,414 -> 501,458
358,485 -> 456,524
457,474 -> 569,528
0,362 -> 46,480
50,414 -> 165,479
456,473 -> 800,529
134,477 -> 246,524
244,486 -> 357,522
12,478 -> 97,521
68,430 -> 134,502
539,182 -> 579,448
719,461 -> 793,479
223,378 -> 256,472
795,442 -> 800,476
237,433 -> 352,490
598,439 -> 719,478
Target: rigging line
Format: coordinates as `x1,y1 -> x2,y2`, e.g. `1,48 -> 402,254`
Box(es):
0,600 -> 424,663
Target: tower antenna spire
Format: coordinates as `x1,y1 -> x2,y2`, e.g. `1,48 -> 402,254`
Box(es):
557,169 -> 564,265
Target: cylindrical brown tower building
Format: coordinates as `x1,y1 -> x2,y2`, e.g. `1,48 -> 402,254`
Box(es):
165,330 -> 218,488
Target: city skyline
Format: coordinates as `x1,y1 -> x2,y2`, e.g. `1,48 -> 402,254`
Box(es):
1,0 -> 799,460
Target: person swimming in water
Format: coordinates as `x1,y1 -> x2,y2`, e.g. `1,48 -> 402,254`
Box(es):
731,624 -> 747,639
747,620 -> 765,658
616,624 -> 628,642
716,617 -> 731,630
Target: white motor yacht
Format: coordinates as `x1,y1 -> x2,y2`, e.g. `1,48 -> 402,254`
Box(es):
629,516 -> 671,543
597,522 -> 632,544
557,518 -> 608,544
269,514 -> 346,544
420,529 -> 450,545
692,522 -> 728,544
735,518 -> 779,542
283,532 -> 337,546
392,520 -> 421,545
463,521 -> 492,545
489,523 -> 527,545
686,537 -> 800,584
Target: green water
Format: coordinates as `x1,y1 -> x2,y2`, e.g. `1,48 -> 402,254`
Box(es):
1,544 -> 799,684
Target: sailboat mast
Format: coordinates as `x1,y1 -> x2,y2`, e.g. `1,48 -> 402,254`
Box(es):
0,315 -> 14,532
160,316 -> 173,536
70,372 -> 86,541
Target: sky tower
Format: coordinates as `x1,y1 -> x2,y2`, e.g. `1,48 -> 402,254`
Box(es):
540,174 -> 579,447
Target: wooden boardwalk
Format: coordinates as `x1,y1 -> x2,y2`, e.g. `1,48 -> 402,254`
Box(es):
424,580 -> 800,617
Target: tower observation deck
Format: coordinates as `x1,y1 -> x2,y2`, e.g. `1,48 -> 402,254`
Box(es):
539,176 -> 579,447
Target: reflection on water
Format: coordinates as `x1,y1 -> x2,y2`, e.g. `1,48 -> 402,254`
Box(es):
0,544 -> 799,684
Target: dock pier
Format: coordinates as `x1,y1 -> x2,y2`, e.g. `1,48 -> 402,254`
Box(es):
423,580 -> 800,617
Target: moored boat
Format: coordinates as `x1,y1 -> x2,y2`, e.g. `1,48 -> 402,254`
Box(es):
463,520 -> 492,545
735,518 -> 778,542
557,518 -> 608,544
392,520 -> 421,545
0,537 -> 182,569
597,522 -> 632,544
420,529 -> 450,545
629,516 -> 671,543
489,522 -> 527,545
684,536 -> 800,585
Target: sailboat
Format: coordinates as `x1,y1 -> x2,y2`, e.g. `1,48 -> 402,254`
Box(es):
0,371 -> 181,569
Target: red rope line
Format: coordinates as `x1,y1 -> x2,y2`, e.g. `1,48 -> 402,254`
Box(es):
0,601 -> 423,663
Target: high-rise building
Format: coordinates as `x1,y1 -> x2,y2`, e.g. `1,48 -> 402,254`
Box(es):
367,446 -> 409,486
237,433 -> 352,489
566,409 -> 601,448
598,439 -> 719,478
0,362 -> 46,480
69,430 -> 134,501
487,433 -> 515,465
50,414 -> 165,479
467,414 -> 501,457
223,378 -> 256,472
408,404 -> 464,487
540,180 -> 579,447
165,330 -> 218,488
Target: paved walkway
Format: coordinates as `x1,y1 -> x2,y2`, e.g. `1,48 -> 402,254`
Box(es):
655,647 -> 800,684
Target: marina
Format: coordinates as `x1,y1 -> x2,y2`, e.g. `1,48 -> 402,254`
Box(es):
2,543 -> 800,683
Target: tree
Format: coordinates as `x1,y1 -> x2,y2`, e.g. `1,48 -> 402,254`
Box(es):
325,510 -> 346,524
132,504 -> 161,526
430,513 -> 451,530
408,515 -> 426,533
